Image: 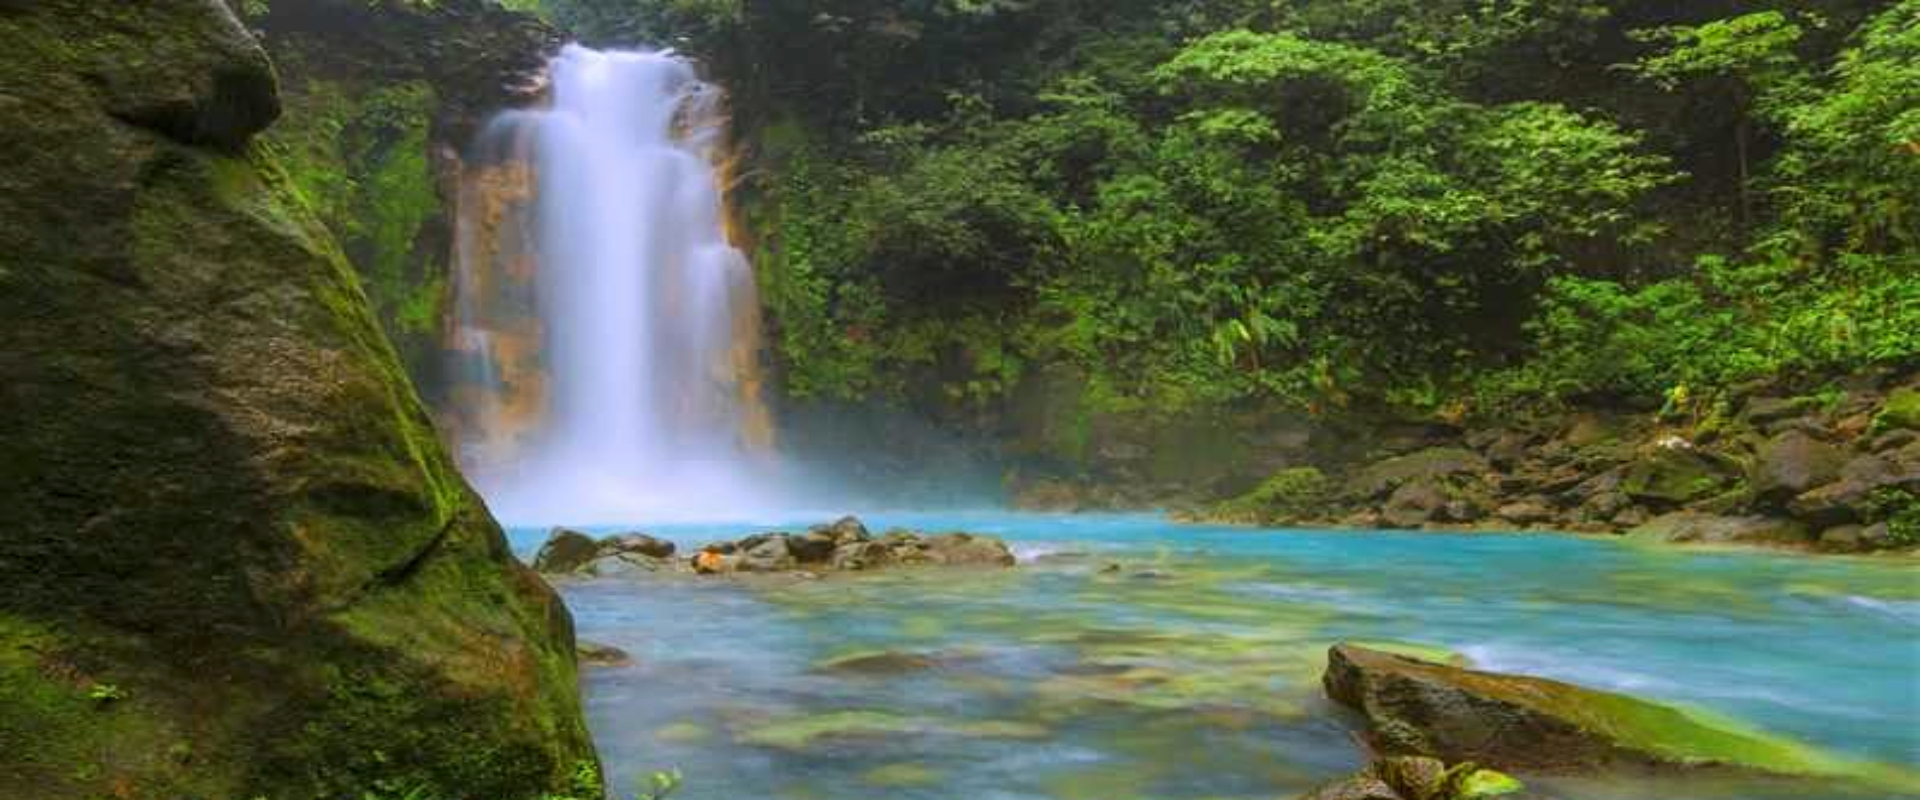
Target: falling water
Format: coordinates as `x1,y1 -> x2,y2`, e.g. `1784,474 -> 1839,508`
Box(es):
448,45 -> 772,524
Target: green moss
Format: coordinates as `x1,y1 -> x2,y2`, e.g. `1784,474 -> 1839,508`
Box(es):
1208,466 -> 1335,525
1875,388 -> 1920,433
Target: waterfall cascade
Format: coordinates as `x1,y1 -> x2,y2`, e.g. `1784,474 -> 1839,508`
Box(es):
447,45 -> 772,524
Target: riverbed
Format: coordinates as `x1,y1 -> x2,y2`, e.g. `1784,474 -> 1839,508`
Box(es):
510,514 -> 1920,800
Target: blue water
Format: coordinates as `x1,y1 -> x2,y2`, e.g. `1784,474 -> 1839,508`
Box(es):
510,513 -> 1920,800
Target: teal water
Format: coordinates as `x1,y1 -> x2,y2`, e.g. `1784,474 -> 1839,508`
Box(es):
510,514 -> 1920,800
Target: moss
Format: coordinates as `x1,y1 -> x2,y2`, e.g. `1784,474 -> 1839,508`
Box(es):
1875,387 -> 1920,433
1208,466 -> 1335,524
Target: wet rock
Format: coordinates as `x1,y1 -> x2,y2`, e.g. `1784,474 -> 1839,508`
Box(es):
923,533 -> 1018,567
582,552 -> 679,579
1323,643 -> 1844,776
1300,756 -> 1523,800
533,528 -> 602,574
830,540 -> 892,571
815,650 -> 941,675
603,533 -> 675,559
738,536 -> 798,573
789,531 -> 839,563
692,549 -> 739,575
812,515 -> 872,544
1626,512 -> 1811,547
1751,430 -> 1846,506
576,640 -> 633,669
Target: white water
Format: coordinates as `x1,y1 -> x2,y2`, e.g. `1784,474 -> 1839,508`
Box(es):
455,46 -> 769,524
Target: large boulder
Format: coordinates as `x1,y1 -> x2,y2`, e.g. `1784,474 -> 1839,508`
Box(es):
1750,430 -> 1846,506
1323,644 -> 1846,777
1626,512 -> 1812,547
1352,448 -> 1489,500
532,528 -> 602,573
1621,442 -> 1738,505
1789,449 -> 1920,527
0,4 -> 594,799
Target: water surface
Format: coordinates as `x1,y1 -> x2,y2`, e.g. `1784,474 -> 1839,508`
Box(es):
509,514 -> 1920,800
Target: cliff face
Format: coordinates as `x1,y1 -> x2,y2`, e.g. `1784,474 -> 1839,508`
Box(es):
0,2 -> 595,798
237,0 -> 560,402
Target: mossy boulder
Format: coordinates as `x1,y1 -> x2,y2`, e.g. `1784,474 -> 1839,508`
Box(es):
0,3 -> 594,798
1208,466 -> 1335,525
1626,512 -> 1812,547
1875,388 -> 1920,433
1351,448 -> 1490,500
1621,443 -> 1737,505
1323,644 -> 1860,778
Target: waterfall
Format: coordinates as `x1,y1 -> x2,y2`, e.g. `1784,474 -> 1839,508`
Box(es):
447,45 -> 772,525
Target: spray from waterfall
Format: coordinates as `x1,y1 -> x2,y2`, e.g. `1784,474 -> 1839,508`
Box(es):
446,45 -> 774,525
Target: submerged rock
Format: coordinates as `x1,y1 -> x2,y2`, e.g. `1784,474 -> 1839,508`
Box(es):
1323,644 -> 1853,777
576,640 -> 634,668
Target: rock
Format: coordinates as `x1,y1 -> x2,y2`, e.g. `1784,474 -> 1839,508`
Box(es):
1300,757 -> 1524,800
812,515 -> 873,544
1789,452 -> 1917,526
1873,429 -> 1919,452
790,531 -> 839,563
831,540 -> 893,571
1562,414 -> 1621,448
533,528 -> 603,573
577,640 -> 634,668
1744,396 -> 1818,425
1875,387 -> 1920,432
581,552 -> 677,579
1621,442 -> 1737,505
1485,432 -> 1532,469
1626,512 -> 1811,547
0,3 -> 595,797
693,549 -> 740,575
1010,477 -> 1087,512
739,536 -> 798,573
1353,448 -> 1490,500
603,533 -> 676,559
1494,500 -> 1555,526
815,650 -> 942,675
923,533 -> 1018,566
1323,644 -> 1847,777
1817,524 -> 1869,552
1382,482 -> 1446,528
1751,430 -> 1846,506
1859,522 -> 1897,550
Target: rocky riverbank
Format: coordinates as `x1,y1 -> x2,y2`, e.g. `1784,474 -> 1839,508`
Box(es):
1017,373 -> 1919,554
532,516 -> 1017,578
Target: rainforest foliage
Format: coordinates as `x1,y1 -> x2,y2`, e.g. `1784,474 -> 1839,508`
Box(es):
533,0 -> 1918,420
